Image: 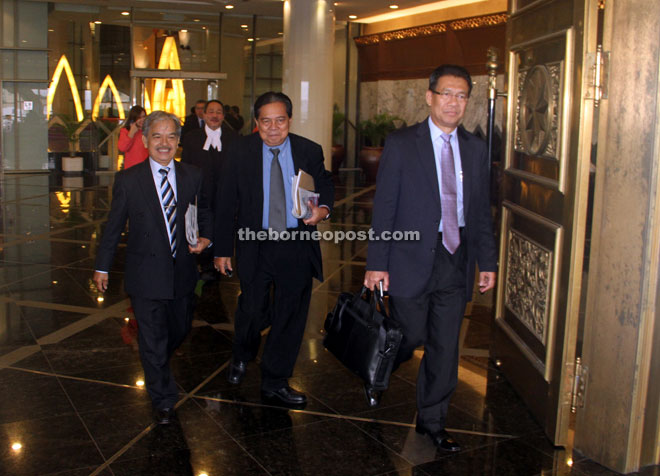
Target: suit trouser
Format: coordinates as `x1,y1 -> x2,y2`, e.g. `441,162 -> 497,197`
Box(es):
233,239 -> 313,391
131,293 -> 194,410
389,233 -> 467,432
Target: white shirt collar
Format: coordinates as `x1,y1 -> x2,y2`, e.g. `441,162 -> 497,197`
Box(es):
428,117 -> 457,143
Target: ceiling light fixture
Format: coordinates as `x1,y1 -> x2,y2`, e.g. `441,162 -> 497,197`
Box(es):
225,4 -> 234,9
241,24 -> 248,28
247,38 -> 254,41
389,4 -> 399,8
94,20 -> 102,24
193,18 -> 200,22
181,29 -> 188,32
121,11 -> 130,16
348,14 -> 357,19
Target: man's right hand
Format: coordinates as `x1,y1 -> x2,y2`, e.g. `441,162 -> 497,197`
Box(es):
93,271 -> 108,292
214,257 -> 233,276
364,271 -> 389,291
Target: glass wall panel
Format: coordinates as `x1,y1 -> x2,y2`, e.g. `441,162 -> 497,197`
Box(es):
1,82 -> 49,170
2,0 -> 15,47
17,1 -> 47,48
17,51 -> 47,79
1,50 -> 13,79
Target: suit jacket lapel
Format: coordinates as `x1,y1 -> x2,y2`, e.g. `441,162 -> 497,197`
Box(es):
249,133 -> 265,220
415,121 -> 441,209
457,126 -> 473,220
290,134 -> 303,173
174,161 -> 191,247
138,160 -> 171,247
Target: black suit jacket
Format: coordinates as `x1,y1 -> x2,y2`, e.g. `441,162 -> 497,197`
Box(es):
95,159 -> 212,300
180,114 -> 203,143
366,120 -> 497,299
214,132 -> 334,283
180,125 -> 238,208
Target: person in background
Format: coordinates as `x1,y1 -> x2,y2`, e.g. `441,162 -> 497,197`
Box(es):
181,99 -> 238,280
180,99 -> 207,144
118,105 -> 148,169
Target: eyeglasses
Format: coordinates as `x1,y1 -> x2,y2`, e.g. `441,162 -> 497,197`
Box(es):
430,89 -> 468,103
258,116 -> 288,128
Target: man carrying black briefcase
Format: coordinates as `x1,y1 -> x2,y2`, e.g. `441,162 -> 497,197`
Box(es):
323,285 -> 402,394
363,65 -> 498,453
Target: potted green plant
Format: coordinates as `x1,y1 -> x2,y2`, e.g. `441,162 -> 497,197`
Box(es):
53,114 -> 89,172
331,106 -> 346,174
358,113 -> 406,181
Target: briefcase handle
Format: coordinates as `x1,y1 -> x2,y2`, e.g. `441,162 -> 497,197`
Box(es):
357,284 -> 390,320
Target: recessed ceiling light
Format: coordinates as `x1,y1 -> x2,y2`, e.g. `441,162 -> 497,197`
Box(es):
241,24 -> 248,28
247,38 -> 254,42
389,4 -> 399,8
94,20 -> 102,24
225,4 -> 234,9
121,11 -> 130,16
48,28 -> 54,32
348,15 -> 357,19
11,443 -> 22,451
181,29 -> 188,33
193,18 -> 200,22
202,26 -> 207,30
277,32 -> 283,35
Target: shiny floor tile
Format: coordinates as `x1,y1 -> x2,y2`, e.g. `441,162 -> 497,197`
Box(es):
0,172 -> 657,476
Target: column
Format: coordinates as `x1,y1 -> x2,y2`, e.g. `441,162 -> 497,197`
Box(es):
576,0 -> 660,472
282,0 -> 335,168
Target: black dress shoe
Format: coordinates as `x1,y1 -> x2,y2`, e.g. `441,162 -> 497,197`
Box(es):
261,386 -> 307,407
227,358 -> 247,385
363,385 -> 382,407
154,408 -> 175,425
415,426 -> 461,452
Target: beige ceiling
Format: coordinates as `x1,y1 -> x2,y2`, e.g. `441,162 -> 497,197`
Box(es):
45,0 -> 456,23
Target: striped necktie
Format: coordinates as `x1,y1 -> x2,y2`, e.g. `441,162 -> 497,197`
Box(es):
440,133 -> 460,254
159,167 -> 177,257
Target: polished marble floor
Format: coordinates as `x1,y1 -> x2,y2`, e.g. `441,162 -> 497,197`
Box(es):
1,171 -> 658,476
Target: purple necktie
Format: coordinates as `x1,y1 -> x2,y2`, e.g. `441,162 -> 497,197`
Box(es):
440,133 -> 460,254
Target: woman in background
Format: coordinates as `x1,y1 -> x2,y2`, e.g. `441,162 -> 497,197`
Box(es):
118,105 -> 148,169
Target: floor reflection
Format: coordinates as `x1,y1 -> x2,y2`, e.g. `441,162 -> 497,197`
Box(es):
0,171 -> 656,476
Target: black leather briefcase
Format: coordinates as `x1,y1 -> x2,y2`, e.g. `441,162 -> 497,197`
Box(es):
323,286 -> 402,391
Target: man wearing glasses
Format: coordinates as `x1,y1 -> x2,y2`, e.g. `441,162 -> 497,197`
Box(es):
214,91 -> 334,407
363,65 -> 498,452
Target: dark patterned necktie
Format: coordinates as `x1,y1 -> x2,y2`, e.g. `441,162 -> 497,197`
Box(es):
440,133 -> 460,254
268,148 -> 286,232
159,167 -> 177,257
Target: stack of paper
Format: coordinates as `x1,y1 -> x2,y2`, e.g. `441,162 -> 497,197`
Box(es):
185,203 -> 198,246
291,169 -> 320,219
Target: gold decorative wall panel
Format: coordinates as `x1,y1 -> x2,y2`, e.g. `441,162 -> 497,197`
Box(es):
354,13 -> 507,46
515,63 -> 561,158
505,229 -> 552,344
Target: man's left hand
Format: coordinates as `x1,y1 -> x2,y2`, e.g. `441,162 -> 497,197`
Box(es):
189,237 -> 211,254
303,202 -> 329,226
478,271 -> 496,293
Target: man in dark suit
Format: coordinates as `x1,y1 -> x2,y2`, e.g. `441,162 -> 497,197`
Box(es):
180,99 -> 206,144
214,91 -> 334,407
181,99 -> 238,207
93,111 -> 212,425
364,65 -> 497,452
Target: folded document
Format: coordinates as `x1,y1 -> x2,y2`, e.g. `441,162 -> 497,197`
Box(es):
291,170 -> 319,220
